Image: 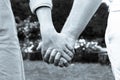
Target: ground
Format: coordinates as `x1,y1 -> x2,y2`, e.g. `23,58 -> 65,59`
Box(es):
24,60 -> 114,80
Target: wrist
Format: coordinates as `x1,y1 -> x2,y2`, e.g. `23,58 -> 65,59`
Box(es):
61,31 -> 78,40
41,28 -> 57,40
61,23 -> 78,40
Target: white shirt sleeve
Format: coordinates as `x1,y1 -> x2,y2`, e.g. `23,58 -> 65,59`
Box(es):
29,0 -> 53,14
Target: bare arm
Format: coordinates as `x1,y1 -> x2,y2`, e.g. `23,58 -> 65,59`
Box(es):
62,0 -> 102,40
29,0 -> 56,40
36,7 -> 56,40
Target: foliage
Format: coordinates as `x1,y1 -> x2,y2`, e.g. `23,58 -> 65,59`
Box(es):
16,16 -> 41,58
73,38 -> 108,63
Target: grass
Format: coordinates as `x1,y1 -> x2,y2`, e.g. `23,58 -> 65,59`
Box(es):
24,60 -> 114,80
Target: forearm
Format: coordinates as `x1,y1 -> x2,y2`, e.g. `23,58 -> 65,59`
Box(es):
62,0 -> 102,39
29,0 -> 56,39
36,7 -> 56,39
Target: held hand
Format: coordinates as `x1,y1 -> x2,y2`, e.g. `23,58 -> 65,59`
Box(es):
37,32 -> 75,65
41,33 -> 75,66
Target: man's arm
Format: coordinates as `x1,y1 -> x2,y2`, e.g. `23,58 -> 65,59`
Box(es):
62,0 -> 102,39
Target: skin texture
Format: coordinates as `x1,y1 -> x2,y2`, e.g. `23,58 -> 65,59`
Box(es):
36,7 -> 75,66
36,0 -> 102,67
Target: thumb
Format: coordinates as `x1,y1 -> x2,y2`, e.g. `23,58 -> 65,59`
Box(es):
36,41 -> 43,51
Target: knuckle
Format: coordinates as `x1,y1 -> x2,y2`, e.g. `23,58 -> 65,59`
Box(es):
54,58 -> 59,62
50,54 -> 55,58
68,58 -> 72,62
52,49 -> 57,52
57,53 -> 61,57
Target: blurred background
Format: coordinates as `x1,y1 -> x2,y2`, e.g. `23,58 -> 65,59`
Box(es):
10,0 -> 114,80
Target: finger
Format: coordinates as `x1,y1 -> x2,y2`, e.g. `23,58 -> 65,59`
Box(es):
49,49 -> 57,64
36,41 -> 43,51
59,57 -> 69,67
43,48 -> 52,63
58,58 -> 64,67
54,52 -> 61,66
61,51 -> 72,62
36,42 -> 45,57
64,47 -> 74,58
66,44 -> 75,54
65,44 -> 73,51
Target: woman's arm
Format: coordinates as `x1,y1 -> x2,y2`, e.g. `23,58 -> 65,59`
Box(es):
36,7 -> 57,40
29,0 -> 56,39
62,0 -> 102,40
